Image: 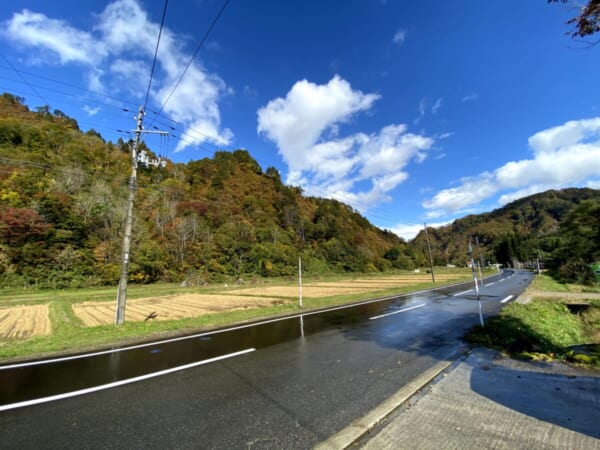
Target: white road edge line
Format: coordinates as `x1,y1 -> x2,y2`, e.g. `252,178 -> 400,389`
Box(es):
369,303 -> 426,320
500,295 -> 514,304
453,289 -> 473,297
0,348 -> 256,412
486,282 -> 496,286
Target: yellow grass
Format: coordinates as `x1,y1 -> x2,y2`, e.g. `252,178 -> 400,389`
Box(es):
0,304 -> 51,339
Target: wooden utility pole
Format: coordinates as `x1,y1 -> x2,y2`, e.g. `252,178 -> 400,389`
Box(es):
475,236 -> 484,283
115,106 -> 166,325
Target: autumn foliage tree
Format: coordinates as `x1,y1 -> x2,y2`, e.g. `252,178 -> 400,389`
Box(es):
0,93 -> 406,288
550,0 -> 600,40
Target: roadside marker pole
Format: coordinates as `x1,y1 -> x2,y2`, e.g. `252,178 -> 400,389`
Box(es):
469,238 -> 484,327
299,256 -> 303,308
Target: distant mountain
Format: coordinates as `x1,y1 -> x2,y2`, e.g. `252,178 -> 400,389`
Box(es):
410,188 -> 600,269
0,93 -> 408,288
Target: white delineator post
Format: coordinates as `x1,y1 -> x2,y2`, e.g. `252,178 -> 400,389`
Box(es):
469,239 -> 484,327
298,256 -> 303,308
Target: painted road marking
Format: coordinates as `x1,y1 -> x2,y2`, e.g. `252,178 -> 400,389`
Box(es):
486,282 -> 496,286
500,295 -> 514,304
453,289 -> 473,297
369,303 -> 426,320
0,348 -> 256,412
1,281 -> 473,370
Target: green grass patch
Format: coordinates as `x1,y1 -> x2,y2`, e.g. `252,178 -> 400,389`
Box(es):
465,299 -> 600,367
529,274 -> 570,292
530,273 -> 600,294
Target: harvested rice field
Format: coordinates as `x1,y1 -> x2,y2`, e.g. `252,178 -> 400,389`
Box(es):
0,304 -> 51,339
72,294 -> 286,327
0,271 -> 472,336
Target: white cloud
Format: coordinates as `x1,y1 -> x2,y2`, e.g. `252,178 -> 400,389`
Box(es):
257,75 -> 380,170
393,29 -> 407,46
586,179 -> 600,189
258,76 -> 434,212
462,93 -> 478,102
2,0 -> 232,152
415,97 -> 427,124
243,85 -> 258,100
389,221 -> 451,241
83,105 -> 100,116
110,59 -> 149,80
86,68 -> 106,93
414,97 -> 443,123
3,9 -> 107,65
424,117 -> 600,215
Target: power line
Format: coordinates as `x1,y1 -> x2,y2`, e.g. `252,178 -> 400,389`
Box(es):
0,79 -> 138,123
0,64 -> 139,110
151,0 -> 231,123
144,0 -> 169,111
0,55 -> 50,106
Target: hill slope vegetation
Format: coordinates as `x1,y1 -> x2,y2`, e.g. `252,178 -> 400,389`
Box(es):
410,188 -> 600,284
0,94 -> 408,288
1,93 -> 598,288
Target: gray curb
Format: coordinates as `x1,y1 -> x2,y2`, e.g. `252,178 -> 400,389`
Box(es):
314,358 -> 455,450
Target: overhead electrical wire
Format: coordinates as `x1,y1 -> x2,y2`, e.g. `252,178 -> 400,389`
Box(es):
143,0 -> 169,111
0,9 -> 407,229
0,54 -> 50,106
150,0 -> 231,123
0,64 -> 139,111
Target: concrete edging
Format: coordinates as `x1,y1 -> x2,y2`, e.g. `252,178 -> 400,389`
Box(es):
314,358 -> 455,450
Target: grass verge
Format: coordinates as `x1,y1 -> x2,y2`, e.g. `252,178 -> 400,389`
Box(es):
466,275 -> 600,368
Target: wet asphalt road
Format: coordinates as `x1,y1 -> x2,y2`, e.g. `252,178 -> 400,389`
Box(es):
0,270 -> 533,449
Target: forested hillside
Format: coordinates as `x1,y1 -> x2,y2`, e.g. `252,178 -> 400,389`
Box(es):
0,93 -> 410,288
2,93 -> 597,288
410,188 -> 600,284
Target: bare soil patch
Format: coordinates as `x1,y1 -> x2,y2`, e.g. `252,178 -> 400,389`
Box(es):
0,304 -> 51,339
72,294 -> 286,327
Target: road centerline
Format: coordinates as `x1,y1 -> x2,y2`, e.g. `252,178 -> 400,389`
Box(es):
453,289 -> 473,297
369,303 -> 426,320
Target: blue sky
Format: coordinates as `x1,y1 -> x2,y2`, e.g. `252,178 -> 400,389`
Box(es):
1,0 -> 599,239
